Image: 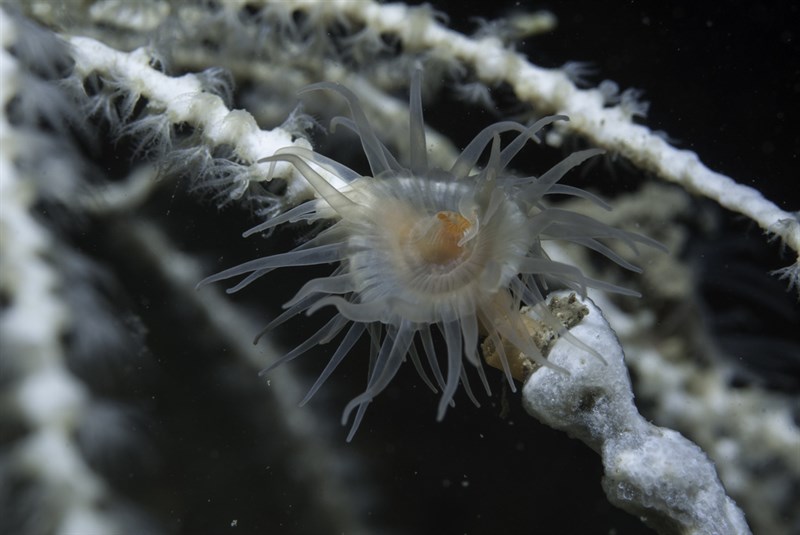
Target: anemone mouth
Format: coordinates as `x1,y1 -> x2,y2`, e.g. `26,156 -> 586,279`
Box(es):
339,172 -> 531,320
407,209 -> 474,267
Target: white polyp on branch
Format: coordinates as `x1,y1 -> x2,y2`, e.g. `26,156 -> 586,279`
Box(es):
67,36 -> 349,201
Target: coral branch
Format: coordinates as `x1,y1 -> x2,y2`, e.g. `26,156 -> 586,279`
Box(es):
67,35 -> 334,203
523,293 -> 751,535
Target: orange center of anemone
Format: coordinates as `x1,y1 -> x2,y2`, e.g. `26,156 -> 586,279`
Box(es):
412,210 -> 473,266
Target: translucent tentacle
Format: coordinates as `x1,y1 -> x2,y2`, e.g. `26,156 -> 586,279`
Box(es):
301,82 -> 392,176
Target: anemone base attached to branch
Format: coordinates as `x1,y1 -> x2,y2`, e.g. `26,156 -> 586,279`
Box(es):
523,292 -> 751,535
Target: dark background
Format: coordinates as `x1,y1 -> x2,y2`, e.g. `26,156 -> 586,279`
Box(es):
12,1 -> 797,535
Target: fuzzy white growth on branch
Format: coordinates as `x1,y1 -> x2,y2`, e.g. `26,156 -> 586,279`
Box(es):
67,35 -> 340,204
1,14 -> 120,534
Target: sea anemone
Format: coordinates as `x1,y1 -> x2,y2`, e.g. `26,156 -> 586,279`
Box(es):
199,68 -> 659,440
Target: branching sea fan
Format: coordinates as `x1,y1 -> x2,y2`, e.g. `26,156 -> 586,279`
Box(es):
200,68 -> 660,440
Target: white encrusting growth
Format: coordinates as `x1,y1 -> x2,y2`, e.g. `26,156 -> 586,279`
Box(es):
524,293 -> 751,535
